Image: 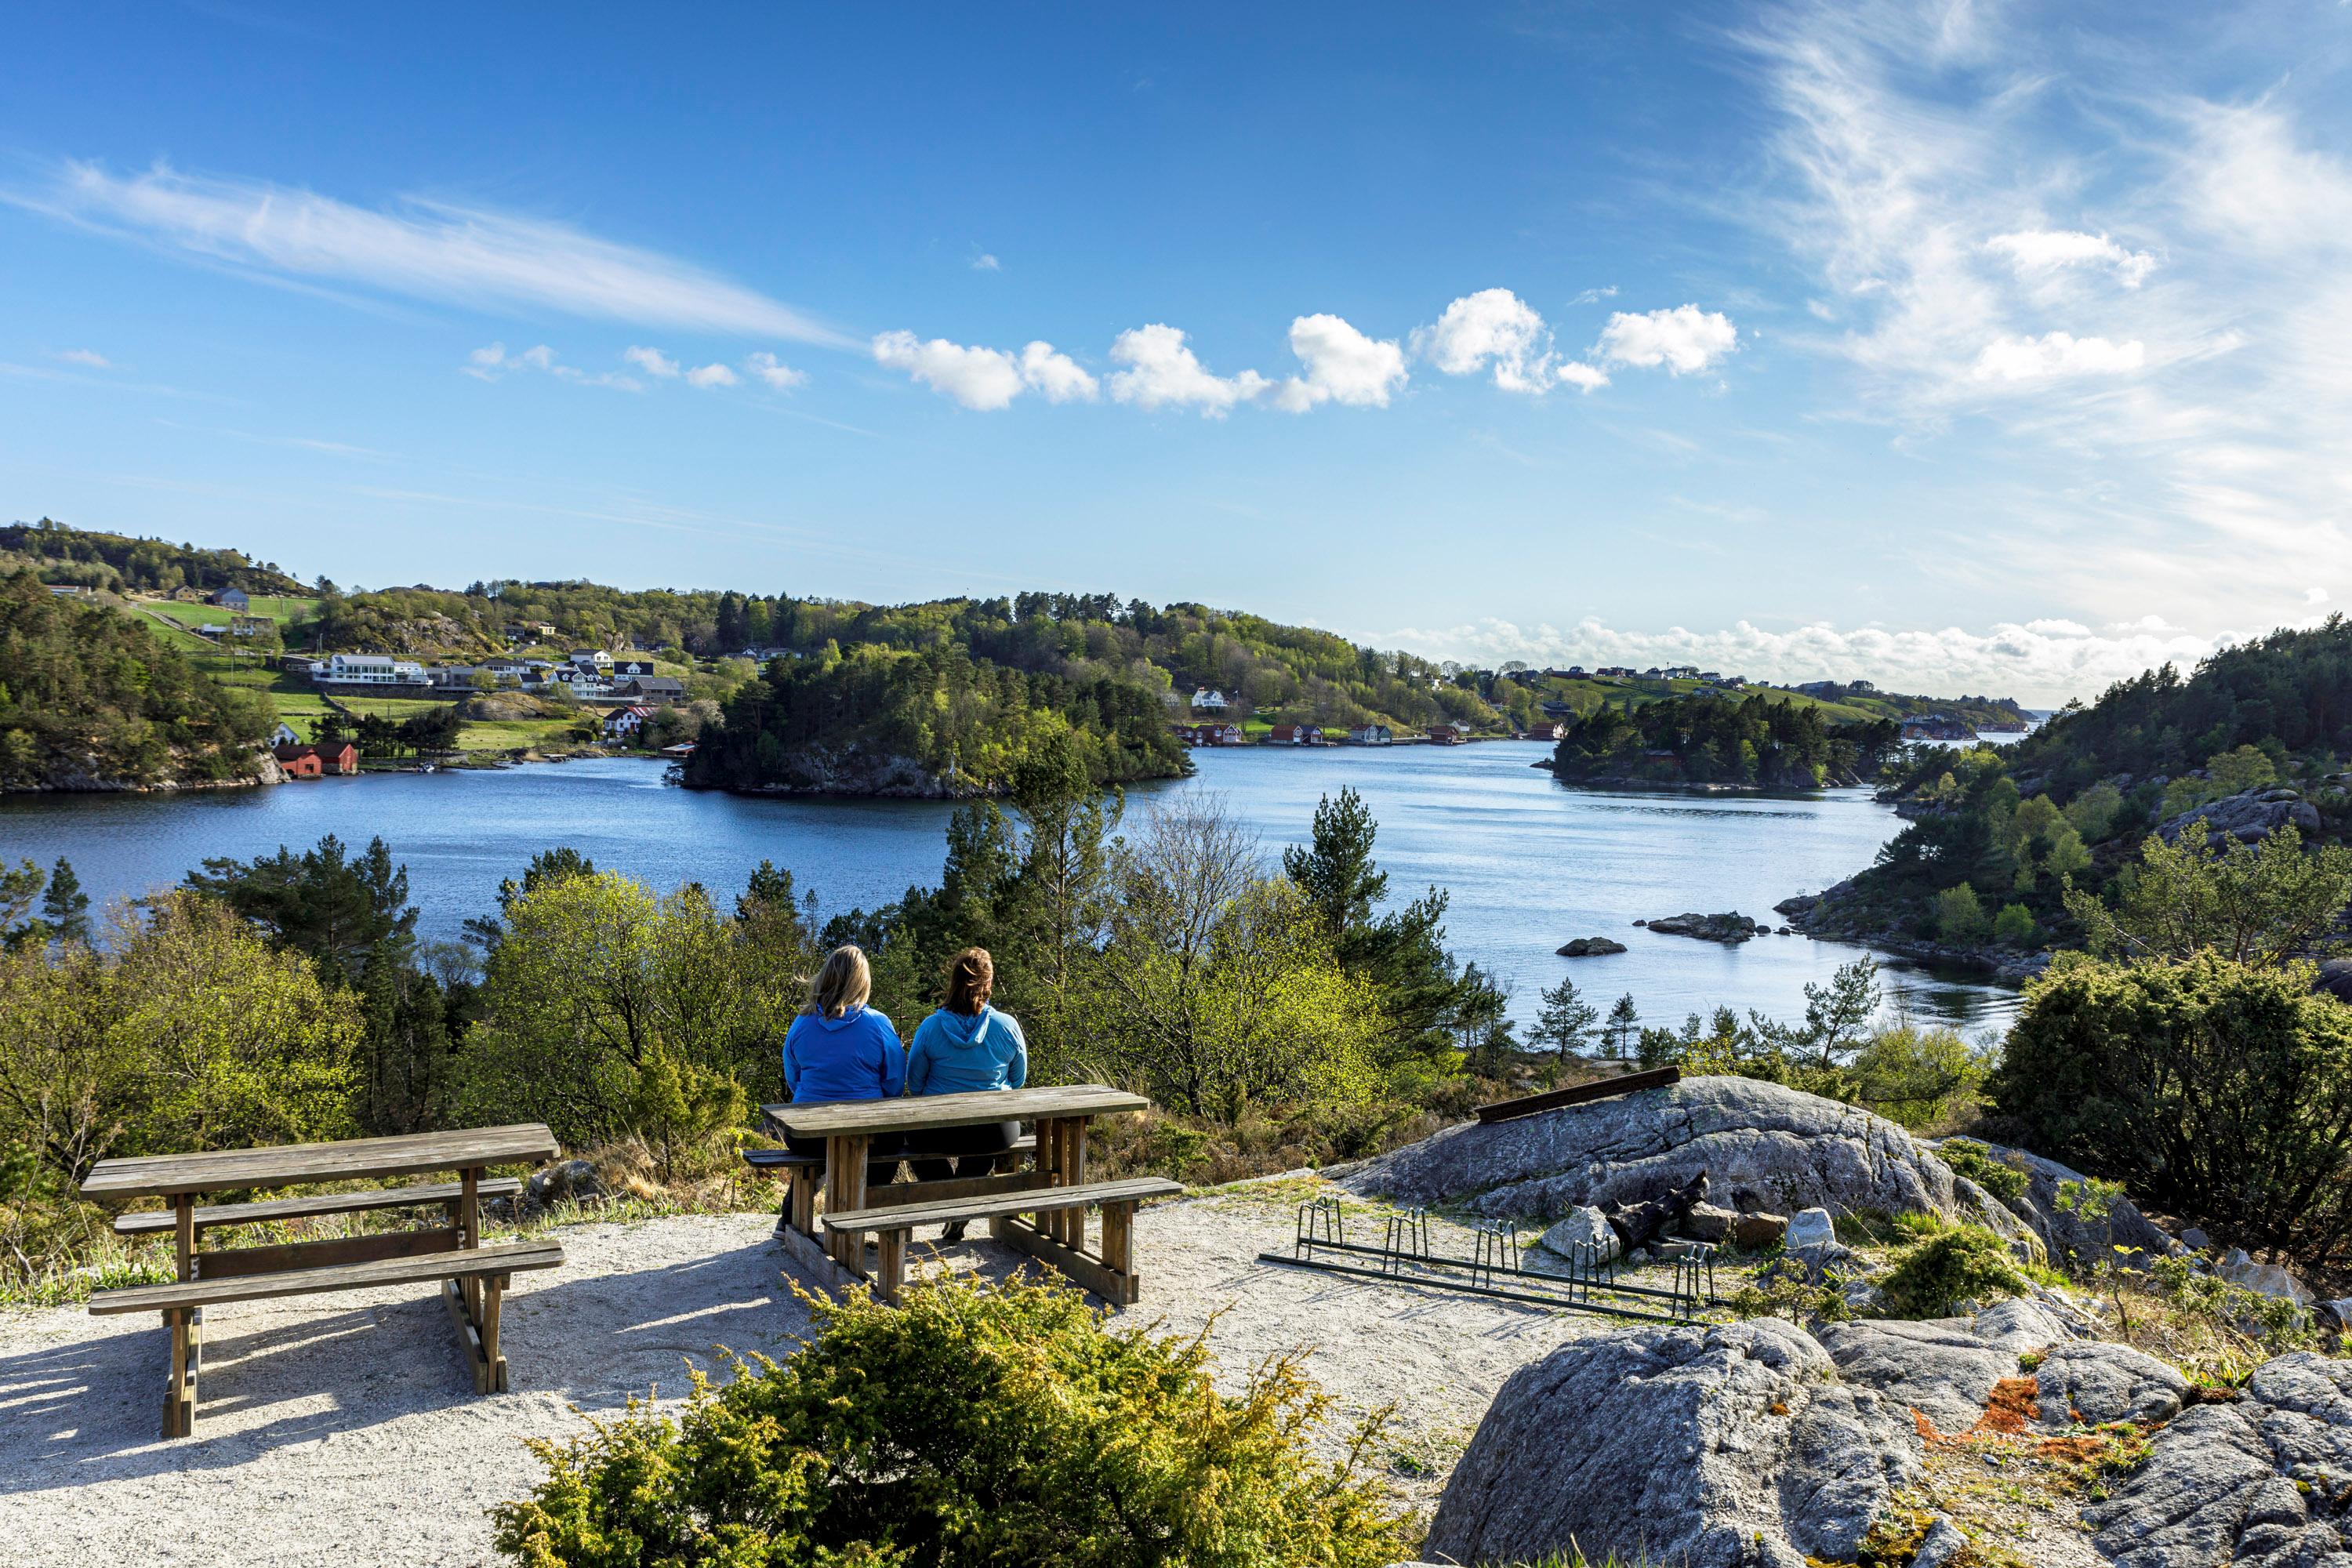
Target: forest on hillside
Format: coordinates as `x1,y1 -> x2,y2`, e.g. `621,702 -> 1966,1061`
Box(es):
0,518 -> 306,597
1548,691 -> 1903,789
0,570 -> 274,790
1798,617 -> 2352,952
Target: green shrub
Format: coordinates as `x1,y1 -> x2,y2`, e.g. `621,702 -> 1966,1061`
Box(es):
492,1269 -> 1408,1568
1938,1138 -> 2031,1210
1878,1225 -> 2031,1319
1932,882 -> 1989,943
1991,902 -> 2038,946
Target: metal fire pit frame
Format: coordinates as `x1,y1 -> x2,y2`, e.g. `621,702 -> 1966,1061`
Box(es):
1263,1200 -> 1719,1323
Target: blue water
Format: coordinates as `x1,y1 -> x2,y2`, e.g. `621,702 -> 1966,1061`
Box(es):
0,742 -> 2016,1035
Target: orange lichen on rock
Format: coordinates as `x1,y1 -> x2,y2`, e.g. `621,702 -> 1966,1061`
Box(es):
1967,1376 -> 2042,1436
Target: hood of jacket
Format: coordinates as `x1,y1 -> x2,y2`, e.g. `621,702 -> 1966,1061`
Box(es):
817,1004 -> 869,1032
931,1005 -> 998,1047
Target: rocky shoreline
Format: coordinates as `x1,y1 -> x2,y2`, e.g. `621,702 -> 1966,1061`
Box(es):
1774,882 -> 2052,985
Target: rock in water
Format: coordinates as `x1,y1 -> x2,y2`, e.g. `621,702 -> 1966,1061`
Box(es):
1555,936 -> 1628,956
2085,1353 -> 2352,1568
1537,1205 -> 1620,1263
1423,1319 -> 1922,1568
1645,911 -> 1762,943
1344,1077 -> 2038,1257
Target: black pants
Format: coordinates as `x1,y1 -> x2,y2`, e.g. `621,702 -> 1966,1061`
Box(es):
909,1120 -> 1019,1184
784,1133 -> 903,1192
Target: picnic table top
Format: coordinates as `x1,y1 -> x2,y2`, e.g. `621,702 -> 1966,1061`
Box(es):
760,1084 -> 1148,1140
79,1123 -> 560,1200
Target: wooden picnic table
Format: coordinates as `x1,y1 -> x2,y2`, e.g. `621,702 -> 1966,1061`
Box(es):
81,1123 -> 564,1438
758,1085 -> 1171,1305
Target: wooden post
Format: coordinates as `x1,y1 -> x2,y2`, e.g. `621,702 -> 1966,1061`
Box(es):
161,1307 -> 191,1439
876,1230 -> 906,1305
1101,1201 -> 1135,1305
1064,1118 -> 1090,1251
174,1196 -> 195,1282
788,1164 -> 818,1235
480,1275 -> 506,1393
459,1167 -> 482,1320
827,1135 -> 869,1269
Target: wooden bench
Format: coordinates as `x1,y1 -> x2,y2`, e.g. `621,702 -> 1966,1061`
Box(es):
90,1240 -> 564,1435
823,1175 -> 1180,1306
81,1123 -> 561,1438
113,1178 -> 525,1236
742,1136 -> 1037,1233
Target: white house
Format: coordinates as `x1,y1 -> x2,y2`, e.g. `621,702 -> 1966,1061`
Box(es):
1191,688 -> 1230,712
601,704 -> 655,741
318,652 -> 426,685
270,721 -> 301,748
1348,724 -> 1393,745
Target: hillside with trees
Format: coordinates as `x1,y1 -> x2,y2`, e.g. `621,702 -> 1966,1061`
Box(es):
1788,617 -> 2352,961
1,517 -> 307,597
1546,691 -> 1904,789
0,570 -> 274,791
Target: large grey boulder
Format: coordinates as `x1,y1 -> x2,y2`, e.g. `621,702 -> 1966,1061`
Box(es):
2218,1249 -> 2314,1305
1537,1205 -> 1619,1263
2156,787 -> 2321,848
1422,1319 -> 1922,1568
1942,1138 -> 2180,1269
2085,1353 -> 2352,1568
1813,1317 -> 2025,1433
2032,1341 -> 2189,1428
1347,1077 -> 2038,1254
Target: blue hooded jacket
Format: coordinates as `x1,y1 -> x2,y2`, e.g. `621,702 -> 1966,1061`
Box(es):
782,1005 -> 906,1105
906,1005 -> 1029,1097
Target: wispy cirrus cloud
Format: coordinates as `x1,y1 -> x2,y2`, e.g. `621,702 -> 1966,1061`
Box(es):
12,160 -> 858,347
52,347 -> 112,368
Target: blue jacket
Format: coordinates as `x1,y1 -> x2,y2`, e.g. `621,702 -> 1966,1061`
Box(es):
906,1005 -> 1029,1096
782,1005 -> 906,1104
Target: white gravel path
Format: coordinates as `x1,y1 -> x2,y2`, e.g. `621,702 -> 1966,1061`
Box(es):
0,1180 -> 1617,1566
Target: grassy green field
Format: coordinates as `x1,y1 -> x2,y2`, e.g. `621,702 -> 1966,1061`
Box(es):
150,594 -> 318,626
457,717 -> 582,752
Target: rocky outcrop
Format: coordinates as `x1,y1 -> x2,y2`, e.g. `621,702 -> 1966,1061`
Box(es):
1774,884 -> 2052,985
1555,936 -> 1627,956
1813,1300 -> 2090,1432
1423,1318 -> 1922,1568
2085,1353 -> 2352,1568
2156,787 -> 2322,848
1646,911 -> 1767,943
1345,1076 -> 2038,1254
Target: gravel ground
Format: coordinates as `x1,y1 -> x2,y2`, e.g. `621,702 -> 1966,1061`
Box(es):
0,1179 -> 1614,1567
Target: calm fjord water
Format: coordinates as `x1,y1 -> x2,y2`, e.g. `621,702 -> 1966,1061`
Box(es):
0,742 -> 2017,1033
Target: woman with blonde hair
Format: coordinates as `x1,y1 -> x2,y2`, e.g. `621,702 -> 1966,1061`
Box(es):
905,947 -> 1028,1241
779,944 -> 906,1189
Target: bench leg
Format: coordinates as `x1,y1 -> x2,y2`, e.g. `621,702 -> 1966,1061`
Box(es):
443,1275 -> 511,1395
481,1275 -> 507,1393
875,1229 -> 908,1305
789,1164 -> 818,1235
159,1306 -> 198,1439
826,1135 -> 869,1272
1102,1201 -> 1137,1306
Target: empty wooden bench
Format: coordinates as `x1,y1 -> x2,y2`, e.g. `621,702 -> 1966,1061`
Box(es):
80,1124 -> 561,1438
823,1175 -> 1181,1306
91,1240 -> 563,1435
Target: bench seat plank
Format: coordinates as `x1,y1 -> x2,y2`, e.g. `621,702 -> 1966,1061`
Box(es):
89,1239 -> 564,1316
822,1176 -> 1180,1233
114,1178 -> 523,1236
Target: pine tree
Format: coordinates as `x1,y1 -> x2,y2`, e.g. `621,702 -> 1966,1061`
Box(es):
41,857 -> 89,944
1606,993 -> 1639,1058
1528,975 -> 1600,1061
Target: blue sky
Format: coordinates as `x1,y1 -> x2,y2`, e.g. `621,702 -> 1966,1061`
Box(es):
4,1 -> 2349,702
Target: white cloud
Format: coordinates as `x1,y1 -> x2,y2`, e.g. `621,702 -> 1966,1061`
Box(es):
1370,613 -> 2229,707
971,252 -> 1001,272
2308,586 -> 2331,605
1414,288 -> 1595,393
1018,341 -> 1098,403
623,345 -> 681,379
1597,305 -> 1739,374
16,161 -> 856,346
745,350 -> 806,390
1971,332 -> 2146,381
462,342 -> 638,390
1570,285 -> 1619,306
53,347 -> 111,368
1984,230 -> 2156,289
871,329 -> 1025,410
1105,324 -> 1270,416
685,362 -> 738,388
1269,313 -> 1407,412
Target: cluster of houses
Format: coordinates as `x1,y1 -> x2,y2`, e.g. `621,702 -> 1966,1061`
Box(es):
1174,721 -> 1408,747
294,648 -> 684,706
